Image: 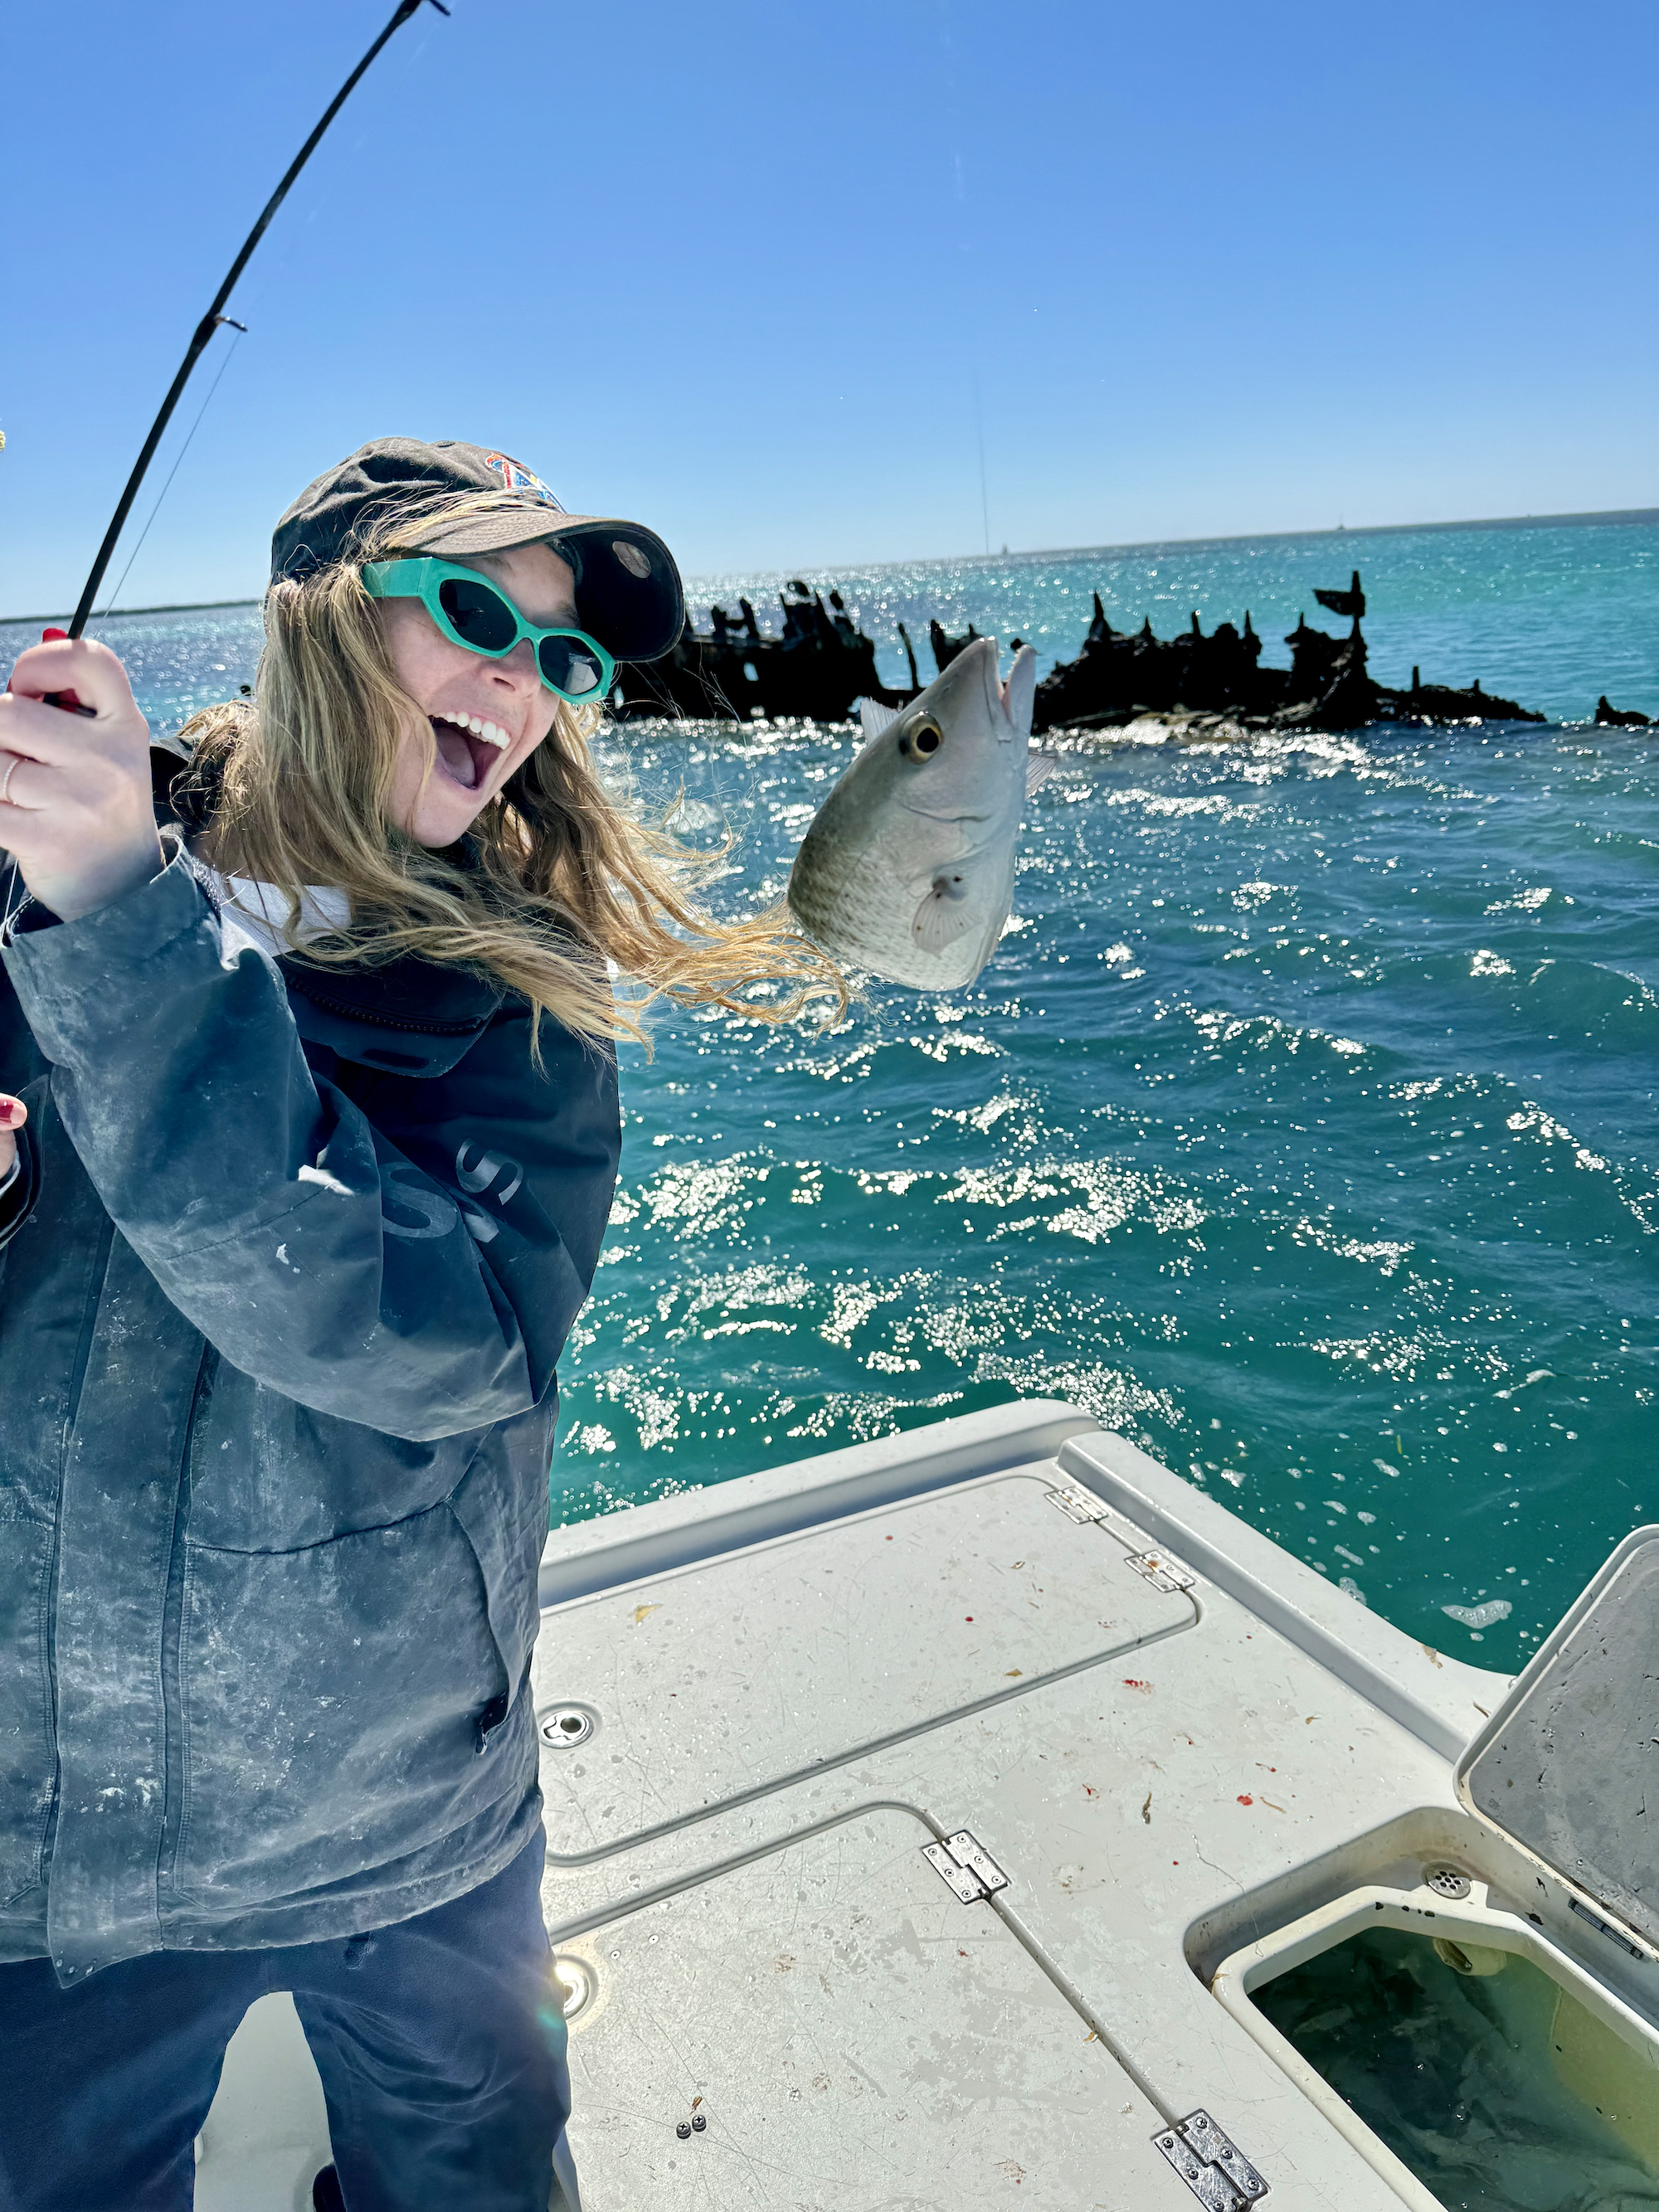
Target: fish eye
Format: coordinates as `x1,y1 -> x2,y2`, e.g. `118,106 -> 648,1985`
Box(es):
901,717 -> 944,758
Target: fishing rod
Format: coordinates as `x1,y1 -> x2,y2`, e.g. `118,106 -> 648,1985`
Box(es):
4,0 -> 448,931
64,0 -> 450,640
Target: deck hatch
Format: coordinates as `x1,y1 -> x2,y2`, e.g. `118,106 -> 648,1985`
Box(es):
549,1807 -> 1201,2205
1457,1524 -> 1659,1957
536,1467 -> 1194,1860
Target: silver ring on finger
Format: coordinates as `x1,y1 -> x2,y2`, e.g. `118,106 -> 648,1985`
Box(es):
0,753 -> 18,806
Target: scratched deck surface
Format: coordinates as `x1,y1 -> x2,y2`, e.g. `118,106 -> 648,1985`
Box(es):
197,1399 -> 1617,2210
535,1467 -> 1192,1862
528,1407 -> 1483,2209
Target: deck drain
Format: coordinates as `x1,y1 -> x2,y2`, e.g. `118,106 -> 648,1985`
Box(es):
1425,1865 -> 1472,1899
549,1955 -> 594,2020
538,1704 -> 596,1750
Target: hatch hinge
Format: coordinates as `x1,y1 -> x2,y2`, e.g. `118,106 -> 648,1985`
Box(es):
1046,1485 -> 1198,1592
1047,1480 -> 1112,1526
921,1830 -> 1010,1903
1154,2109 -> 1269,2208
1126,1548 -> 1197,1594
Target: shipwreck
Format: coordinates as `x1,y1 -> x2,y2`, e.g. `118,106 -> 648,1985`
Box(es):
610,568 -> 1600,732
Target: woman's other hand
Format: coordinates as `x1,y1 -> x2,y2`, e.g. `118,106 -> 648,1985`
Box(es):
0,1096 -> 25,1186
0,638 -> 163,923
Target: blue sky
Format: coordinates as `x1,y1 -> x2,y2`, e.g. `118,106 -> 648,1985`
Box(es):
3,0 -> 1655,612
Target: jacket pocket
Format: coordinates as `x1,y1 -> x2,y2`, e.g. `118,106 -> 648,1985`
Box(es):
182,1369 -> 484,1553
445,1444 -> 546,1743
170,1497 -> 516,1916
0,1514 -> 57,1908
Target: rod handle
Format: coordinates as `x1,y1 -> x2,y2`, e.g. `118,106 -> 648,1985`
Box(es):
37,629 -> 96,718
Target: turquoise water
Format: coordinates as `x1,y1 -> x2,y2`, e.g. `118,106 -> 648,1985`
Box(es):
698,511 -> 1659,723
5,513 -> 1656,1672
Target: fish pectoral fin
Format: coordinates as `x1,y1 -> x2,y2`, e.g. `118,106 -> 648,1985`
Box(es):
912,874 -> 978,951
1025,751 -> 1058,797
860,697 -> 902,744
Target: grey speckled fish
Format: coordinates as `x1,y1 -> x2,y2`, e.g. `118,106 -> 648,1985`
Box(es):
788,638 -> 1052,990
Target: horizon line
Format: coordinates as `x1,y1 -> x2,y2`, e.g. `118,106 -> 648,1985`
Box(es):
4,502 -> 1656,626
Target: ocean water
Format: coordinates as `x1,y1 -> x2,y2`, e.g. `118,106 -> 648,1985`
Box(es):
5,512 -> 1656,1673
695,510 -> 1659,723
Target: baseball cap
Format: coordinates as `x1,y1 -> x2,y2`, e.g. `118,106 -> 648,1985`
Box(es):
270,437 -> 684,663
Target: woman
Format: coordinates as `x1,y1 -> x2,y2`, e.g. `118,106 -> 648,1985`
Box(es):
0,437 -> 839,2211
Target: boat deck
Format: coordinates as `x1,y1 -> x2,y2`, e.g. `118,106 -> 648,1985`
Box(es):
197,1399 -> 1606,2210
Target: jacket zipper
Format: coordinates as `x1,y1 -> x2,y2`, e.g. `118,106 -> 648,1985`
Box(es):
39,1209 -> 118,1890
156,1345 -> 215,1908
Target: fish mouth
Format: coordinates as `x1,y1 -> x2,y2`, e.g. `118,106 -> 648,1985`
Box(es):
949,634 -> 1014,732
978,639 -> 1007,724
431,715 -> 508,794
960,632 -> 1031,737
932,634 -> 1019,737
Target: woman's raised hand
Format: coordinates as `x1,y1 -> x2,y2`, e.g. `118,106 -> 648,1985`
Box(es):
0,637 -> 163,923
0,1096 -> 24,1187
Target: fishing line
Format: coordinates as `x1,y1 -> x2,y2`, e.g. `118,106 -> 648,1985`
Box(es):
0,858 -> 24,944
63,0 -> 450,639
971,369 -> 990,558
96,327 -> 246,620
7,2 -> 449,929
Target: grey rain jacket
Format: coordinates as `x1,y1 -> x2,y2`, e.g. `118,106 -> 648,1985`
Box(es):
0,763 -> 619,1986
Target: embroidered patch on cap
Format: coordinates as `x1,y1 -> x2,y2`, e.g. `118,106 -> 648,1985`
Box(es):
482,451 -> 566,511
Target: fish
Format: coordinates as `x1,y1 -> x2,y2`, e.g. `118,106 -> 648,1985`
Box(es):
787,638 -> 1053,990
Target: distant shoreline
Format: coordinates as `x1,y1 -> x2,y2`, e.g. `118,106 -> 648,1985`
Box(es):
0,595 -> 260,625
5,503 -> 1656,626
1015,502 -> 1659,563
690,503 -> 1659,590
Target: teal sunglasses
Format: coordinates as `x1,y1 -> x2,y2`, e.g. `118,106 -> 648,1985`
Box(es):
360,557 -> 616,704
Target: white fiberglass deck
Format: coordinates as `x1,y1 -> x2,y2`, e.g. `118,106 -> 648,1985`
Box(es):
194,1400 -> 1658,2210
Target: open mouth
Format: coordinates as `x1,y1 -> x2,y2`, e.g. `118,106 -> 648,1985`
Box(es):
431,713 -> 510,794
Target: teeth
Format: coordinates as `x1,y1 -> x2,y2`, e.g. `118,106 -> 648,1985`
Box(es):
442,713 -> 510,749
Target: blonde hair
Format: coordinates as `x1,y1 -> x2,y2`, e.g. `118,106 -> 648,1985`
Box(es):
176,493 -> 846,1052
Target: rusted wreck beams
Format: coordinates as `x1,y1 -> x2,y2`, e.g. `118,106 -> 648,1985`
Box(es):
611,568 -> 1558,730
1029,591 -> 1545,735
611,586 -> 912,724
1595,694 -> 1652,727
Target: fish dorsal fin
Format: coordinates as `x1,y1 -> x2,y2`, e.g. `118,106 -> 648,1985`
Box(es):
1025,751 -> 1058,797
912,873 -> 977,952
860,697 -> 902,744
